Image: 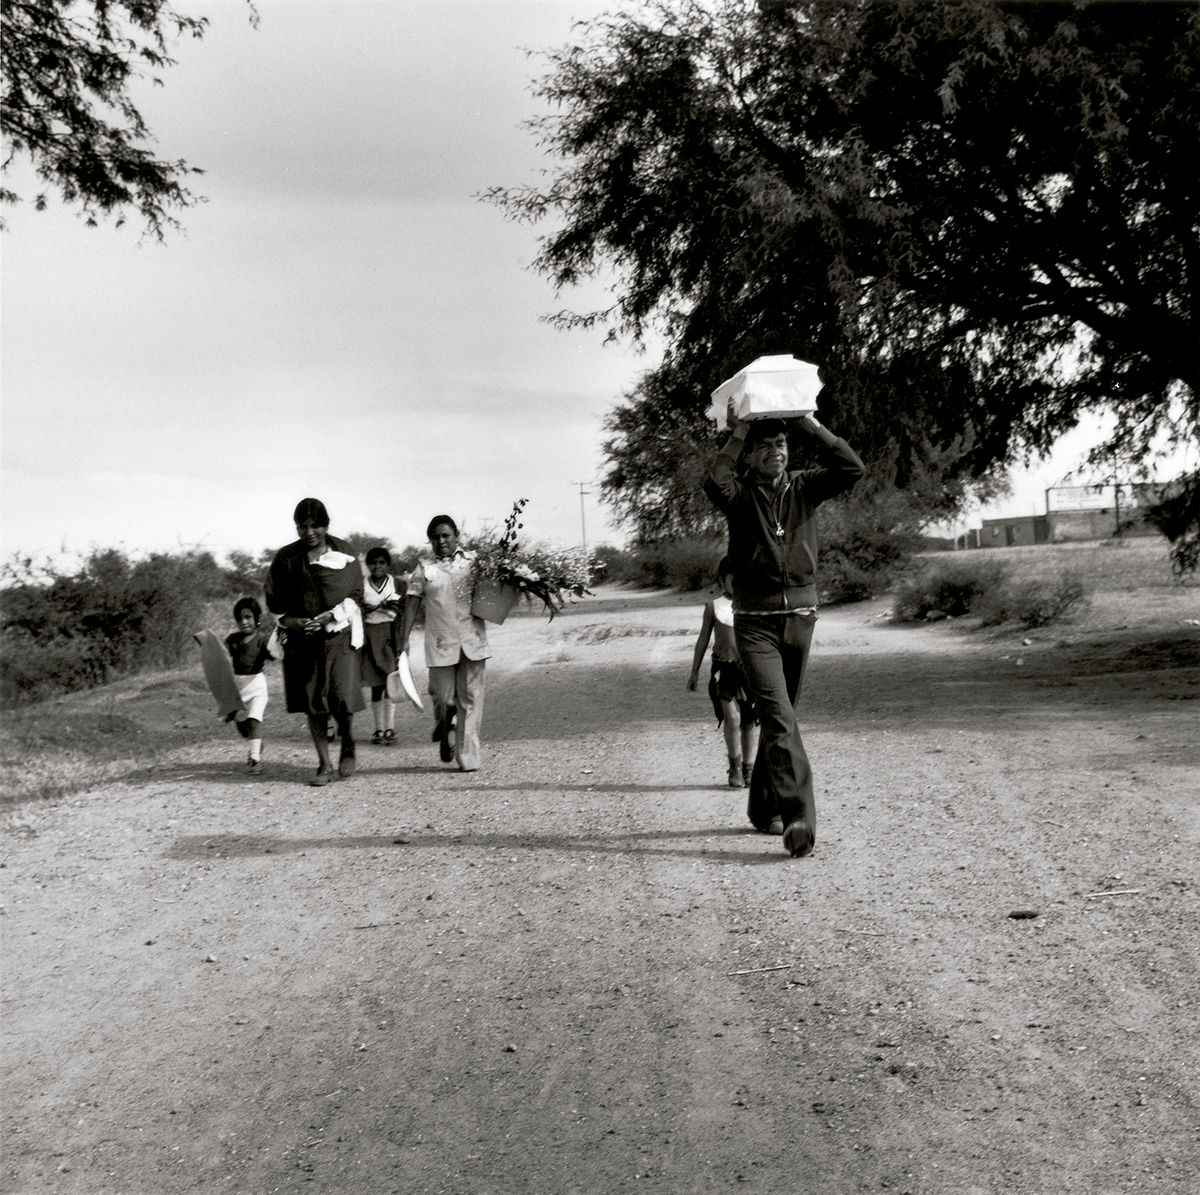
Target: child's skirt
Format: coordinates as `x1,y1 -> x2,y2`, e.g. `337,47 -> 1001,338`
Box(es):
360,621 -> 398,688
708,657 -> 757,727
233,672 -> 269,724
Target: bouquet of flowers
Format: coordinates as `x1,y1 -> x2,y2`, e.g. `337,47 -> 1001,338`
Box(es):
469,498 -> 594,620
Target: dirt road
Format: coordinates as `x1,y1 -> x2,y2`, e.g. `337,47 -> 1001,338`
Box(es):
3,588 -> 1198,1193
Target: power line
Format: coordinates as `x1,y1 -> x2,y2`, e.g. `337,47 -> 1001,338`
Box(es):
570,481 -> 591,557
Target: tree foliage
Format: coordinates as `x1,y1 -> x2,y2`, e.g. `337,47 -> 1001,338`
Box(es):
1,0 -> 253,235
491,0 -> 1198,560
0,546 -> 232,705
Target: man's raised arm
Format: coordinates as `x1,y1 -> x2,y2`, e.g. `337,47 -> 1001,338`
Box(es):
704,412 -> 750,512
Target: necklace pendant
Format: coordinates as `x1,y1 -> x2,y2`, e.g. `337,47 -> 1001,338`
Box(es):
775,524 -> 784,540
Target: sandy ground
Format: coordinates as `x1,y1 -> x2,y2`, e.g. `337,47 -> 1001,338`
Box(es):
2,586 -> 1199,1194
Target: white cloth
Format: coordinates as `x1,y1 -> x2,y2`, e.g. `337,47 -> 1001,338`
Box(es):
326,596 -> 363,649
233,672 -> 269,722
363,575 -> 400,625
713,595 -> 735,627
406,549 -> 490,668
306,547 -> 364,647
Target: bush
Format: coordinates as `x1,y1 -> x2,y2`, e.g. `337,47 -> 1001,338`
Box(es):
976,572 -> 1089,629
626,539 -> 725,590
818,484 -> 924,604
893,557 -> 1012,621
893,557 -> 1089,628
1,547 -> 235,707
591,544 -> 637,585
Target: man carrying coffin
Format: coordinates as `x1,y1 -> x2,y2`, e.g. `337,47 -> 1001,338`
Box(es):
704,367 -> 864,856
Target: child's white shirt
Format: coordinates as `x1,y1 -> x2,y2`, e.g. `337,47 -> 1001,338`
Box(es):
713,595 -> 735,627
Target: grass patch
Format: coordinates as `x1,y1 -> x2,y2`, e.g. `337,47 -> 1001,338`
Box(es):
0,668 -> 222,807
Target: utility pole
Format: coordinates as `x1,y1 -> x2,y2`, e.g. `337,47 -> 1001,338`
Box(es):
570,481 -> 591,559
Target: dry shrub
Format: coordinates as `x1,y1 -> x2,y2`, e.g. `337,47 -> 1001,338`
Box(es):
1,548 -> 231,707
976,573 -> 1089,628
625,539 -> 725,591
893,558 -> 1012,621
894,557 -> 1089,629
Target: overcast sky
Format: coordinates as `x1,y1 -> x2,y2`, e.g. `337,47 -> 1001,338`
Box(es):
2,0 -> 1175,571
2,0 -> 652,567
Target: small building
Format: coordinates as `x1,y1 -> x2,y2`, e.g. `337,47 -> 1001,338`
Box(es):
1045,482 -> 1165,541
969,481 -> 1169,548
979,515 -> 1049,548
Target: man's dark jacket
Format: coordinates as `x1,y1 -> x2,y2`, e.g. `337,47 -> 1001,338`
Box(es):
704,431 -> 865,612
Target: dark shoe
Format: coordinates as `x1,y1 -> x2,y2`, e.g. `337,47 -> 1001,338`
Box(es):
727,756 -> 743,788
783,819 -> 814,857
742,762 -> 753,786
439,716 -> 456,762
309,767 -> 335,787
371,730 -> 383,746
247,757 -> 261,775
382,729 -> 396,746
431,707 -> 457,742
338,742 -> 357,779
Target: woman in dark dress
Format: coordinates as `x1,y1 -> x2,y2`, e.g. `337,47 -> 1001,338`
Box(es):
265,498 -> 365,785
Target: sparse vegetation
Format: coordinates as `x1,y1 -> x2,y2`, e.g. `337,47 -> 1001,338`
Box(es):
1,536 -> 425,710
1,548 -> 231,707
894,549 -> 1105,629
893,558 -> 1013,622
816,483 -> 924,604
976,573 -> 1089,629
620,539 -> 726,591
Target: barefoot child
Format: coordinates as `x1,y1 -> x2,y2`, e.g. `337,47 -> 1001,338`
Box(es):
225,597 -> 281,773
687,557 -> 759,788
360,546 -> 404,745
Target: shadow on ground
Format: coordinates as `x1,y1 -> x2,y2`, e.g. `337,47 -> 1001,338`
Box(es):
165,824 -> 786,865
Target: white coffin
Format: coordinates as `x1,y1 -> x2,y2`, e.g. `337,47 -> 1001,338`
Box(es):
708,355 -> 822,430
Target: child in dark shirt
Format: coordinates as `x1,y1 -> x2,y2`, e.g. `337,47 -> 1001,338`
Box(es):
225,596 -> 281,774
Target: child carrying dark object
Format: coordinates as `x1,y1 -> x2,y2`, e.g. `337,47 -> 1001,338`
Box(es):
225,596 -> 281,774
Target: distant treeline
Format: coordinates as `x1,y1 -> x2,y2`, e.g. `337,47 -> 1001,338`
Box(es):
1,549 -> 239,707
1,499 -> 913,707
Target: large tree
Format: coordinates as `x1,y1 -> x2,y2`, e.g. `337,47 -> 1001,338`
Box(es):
491,0 -> 1198,556
1,0 -> 253,236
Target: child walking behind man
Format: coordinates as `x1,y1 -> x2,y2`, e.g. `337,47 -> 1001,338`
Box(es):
226,597 -> 281,773
687,557 -> 759,788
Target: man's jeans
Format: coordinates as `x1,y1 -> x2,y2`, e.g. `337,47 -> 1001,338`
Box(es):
735,611 -> 817,838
